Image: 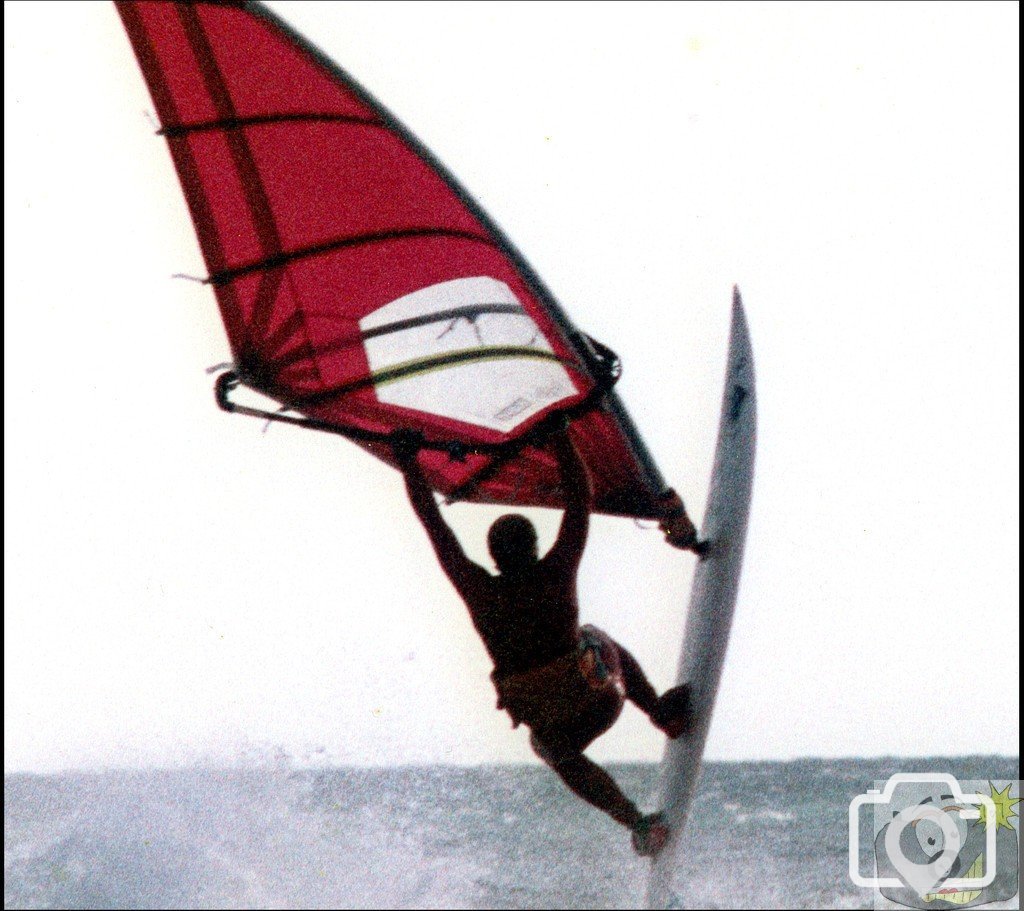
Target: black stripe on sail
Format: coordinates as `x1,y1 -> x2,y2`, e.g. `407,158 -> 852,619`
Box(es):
292,346 -> 571,407
361,303 -> 525,341
264,303 -> 530,375
177,3 -> 290,346
159,112 -> 383,137
207,228 -> 498,285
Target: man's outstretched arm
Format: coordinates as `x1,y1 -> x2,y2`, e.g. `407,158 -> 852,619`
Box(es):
394,440 -> 484,591
545,429 -> 591,573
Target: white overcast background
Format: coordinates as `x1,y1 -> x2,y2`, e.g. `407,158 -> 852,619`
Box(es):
5,2 -> 1019,772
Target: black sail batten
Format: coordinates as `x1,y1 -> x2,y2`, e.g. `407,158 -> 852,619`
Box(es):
290,347 -> 577,410
158,112 -> 384,137
206,229 -> 500,286
360,303 -> 525,341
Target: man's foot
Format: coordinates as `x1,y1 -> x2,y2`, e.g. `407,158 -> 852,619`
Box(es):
657,489 -> 702,552
651,684 -> 695,739
631,812 -> 670,857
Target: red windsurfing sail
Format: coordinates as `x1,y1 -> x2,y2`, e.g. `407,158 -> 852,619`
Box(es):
116,0 -> 670,517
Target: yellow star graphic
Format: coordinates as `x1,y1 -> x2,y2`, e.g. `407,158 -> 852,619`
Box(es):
975,781 -> 1021,831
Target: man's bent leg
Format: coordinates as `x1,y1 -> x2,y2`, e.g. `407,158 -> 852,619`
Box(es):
616,642 -> 694,738
531,734 -> 641,829
616,644 -> 660,715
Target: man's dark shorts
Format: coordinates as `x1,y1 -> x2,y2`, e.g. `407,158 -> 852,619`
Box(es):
491,625 -> 627,760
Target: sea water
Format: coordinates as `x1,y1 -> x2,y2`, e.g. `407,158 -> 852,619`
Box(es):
4,757 -> 1018,910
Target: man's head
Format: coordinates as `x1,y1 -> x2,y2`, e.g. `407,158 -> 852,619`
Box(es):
487,514 -> 538,574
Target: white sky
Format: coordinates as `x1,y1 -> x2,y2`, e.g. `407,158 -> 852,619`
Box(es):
4,1 -> 1019,773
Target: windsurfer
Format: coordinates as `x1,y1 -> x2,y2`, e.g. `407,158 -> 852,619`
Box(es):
395,430 -> 699,856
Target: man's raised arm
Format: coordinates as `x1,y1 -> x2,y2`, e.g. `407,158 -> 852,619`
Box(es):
394,438 -> 484,591
545,429 -> 591,574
